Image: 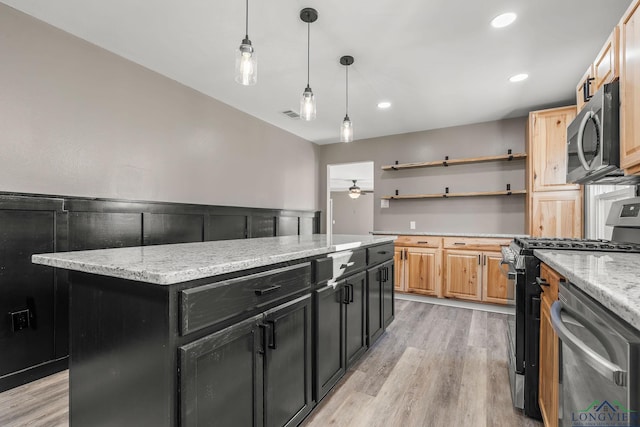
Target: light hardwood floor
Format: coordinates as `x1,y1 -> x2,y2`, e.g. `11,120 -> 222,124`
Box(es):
0,300 -> 541,427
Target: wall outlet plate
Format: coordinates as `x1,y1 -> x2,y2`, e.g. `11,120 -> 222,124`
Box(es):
410,221 -> 416,229
381,199 -> 389,209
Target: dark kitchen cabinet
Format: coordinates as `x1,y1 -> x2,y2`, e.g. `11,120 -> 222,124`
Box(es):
263,295 -> 313,427
179,294 -> 312,427
367,259 -> 394,347
179,315 -> 264,427
314,271 -> 367,401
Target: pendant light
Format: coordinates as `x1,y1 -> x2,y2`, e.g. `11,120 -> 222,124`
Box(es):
340,55 -> 354,142
235,0 -> 257,86
299,8 -> 318,121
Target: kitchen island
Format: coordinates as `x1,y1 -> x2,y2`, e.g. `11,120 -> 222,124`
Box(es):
32,234 -> 396,427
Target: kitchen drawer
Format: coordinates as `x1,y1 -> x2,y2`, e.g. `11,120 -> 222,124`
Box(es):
367,243 -> 394,265
539,263 -> 563,301
442,237 -> 512,251
180,262 -> 311,335
394,235 -> 442,248
315,249 -> 366,284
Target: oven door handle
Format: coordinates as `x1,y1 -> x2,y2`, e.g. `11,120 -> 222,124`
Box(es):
499,260 -> 517,280
550,300 -> 627,387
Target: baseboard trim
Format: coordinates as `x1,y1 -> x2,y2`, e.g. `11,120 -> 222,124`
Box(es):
0,357 -> 68,393
396,293 -> 515,315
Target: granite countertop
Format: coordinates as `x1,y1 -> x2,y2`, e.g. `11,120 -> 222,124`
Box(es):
32,234 -> 396,286
372,231 -> 528,239
535,250 -> 640,331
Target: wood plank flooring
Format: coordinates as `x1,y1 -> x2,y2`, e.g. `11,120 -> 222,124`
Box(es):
302,300 -> 542,427
0,300 -> 541,427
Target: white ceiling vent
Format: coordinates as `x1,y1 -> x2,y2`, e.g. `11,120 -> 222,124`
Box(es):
281,110 -> 300,119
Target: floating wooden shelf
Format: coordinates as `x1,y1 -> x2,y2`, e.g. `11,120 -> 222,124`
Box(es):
381,190 -> 527,200
381,152 -> 527,171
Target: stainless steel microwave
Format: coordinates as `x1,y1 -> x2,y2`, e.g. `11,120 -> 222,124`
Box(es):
566,81 -> 638,184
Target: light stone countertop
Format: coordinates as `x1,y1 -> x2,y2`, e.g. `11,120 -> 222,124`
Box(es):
32,234 -> 396,285
372,231 -> 528,239
534,250 -> 640,331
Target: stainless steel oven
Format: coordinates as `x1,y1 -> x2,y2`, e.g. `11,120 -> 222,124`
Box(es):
552,281 -> 640,427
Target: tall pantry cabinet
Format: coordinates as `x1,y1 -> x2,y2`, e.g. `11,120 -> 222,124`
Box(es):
526,106 -> 583,238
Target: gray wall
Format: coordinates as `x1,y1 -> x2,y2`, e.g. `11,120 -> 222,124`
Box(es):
319,118 -> 527,234
330,191 -> 374,235
0,4 -> 318,210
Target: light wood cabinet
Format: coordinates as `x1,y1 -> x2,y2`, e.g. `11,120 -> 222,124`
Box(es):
443,249 -> 512,304
395,246 -> 441,296
538,264 -> 561,427
444,250 -> 482,301
620,0 -> 640,174
526,106 -> 582,238
575,28 -> 619,113
405,247 -> 440,296
527,106 -> 578,193
593,27 -> 619,92
576,66 -> 594,113
482,251 -> 512,304
394,247 -> 406,292
529,190 -> 583,238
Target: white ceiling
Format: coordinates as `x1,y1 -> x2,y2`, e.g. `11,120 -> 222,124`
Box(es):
1,0 -> 632,145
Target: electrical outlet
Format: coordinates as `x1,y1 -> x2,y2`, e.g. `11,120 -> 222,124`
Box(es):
11,310 -> 30,332
410,221 -> 416,229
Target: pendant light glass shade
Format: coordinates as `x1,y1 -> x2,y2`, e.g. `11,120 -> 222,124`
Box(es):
299,9 -> 318,121
300,86 -> 316,121
340,115 -> 353,143
339,55 -> 354,142
235,0 -> 256,86
235,40 -> 257,86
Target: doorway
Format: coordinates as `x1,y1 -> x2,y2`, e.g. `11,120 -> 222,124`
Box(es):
327,161 -> 374,235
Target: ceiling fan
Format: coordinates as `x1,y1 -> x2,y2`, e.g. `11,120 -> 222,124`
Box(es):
348,180 -> 372,199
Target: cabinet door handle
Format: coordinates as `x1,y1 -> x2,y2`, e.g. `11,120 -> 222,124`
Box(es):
384,267 -> 389,282
536,277 -> 550,287
254,285 -> 281,296
340,262 -> 355,269
267,320 -> 277,349
349,283 -> 355,303
483,254 -> 486,266
478,255 -> 481,265
259,324 -> 268,354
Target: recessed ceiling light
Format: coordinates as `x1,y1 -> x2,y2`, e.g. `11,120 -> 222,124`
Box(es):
509,73 -> 529,82
491,12 -> 517,28
377,101 -> 391,109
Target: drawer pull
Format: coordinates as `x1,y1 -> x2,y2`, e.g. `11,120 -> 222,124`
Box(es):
340,262 -> 355,269
536,277 -> 549,287
454,242 -> 466,245
254,285 -> 282,295
377,250 -> 389,255
417,241 -> 429,244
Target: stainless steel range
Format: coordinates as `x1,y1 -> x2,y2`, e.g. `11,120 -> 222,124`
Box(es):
502,197 -> 640,419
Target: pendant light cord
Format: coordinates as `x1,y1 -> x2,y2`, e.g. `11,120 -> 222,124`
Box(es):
345,66 -> 349,115
245,0 -> 249,38
307,23 -> 310,86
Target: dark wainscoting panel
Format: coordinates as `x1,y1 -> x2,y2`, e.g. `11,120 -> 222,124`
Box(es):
69,212 -> 143,251
143,213 -> 204,245
278,217 -> 299,236
299,217 -> 314,236
250,216 -> 276,238
207,215 -> 247,241
0,191 -> 319,392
